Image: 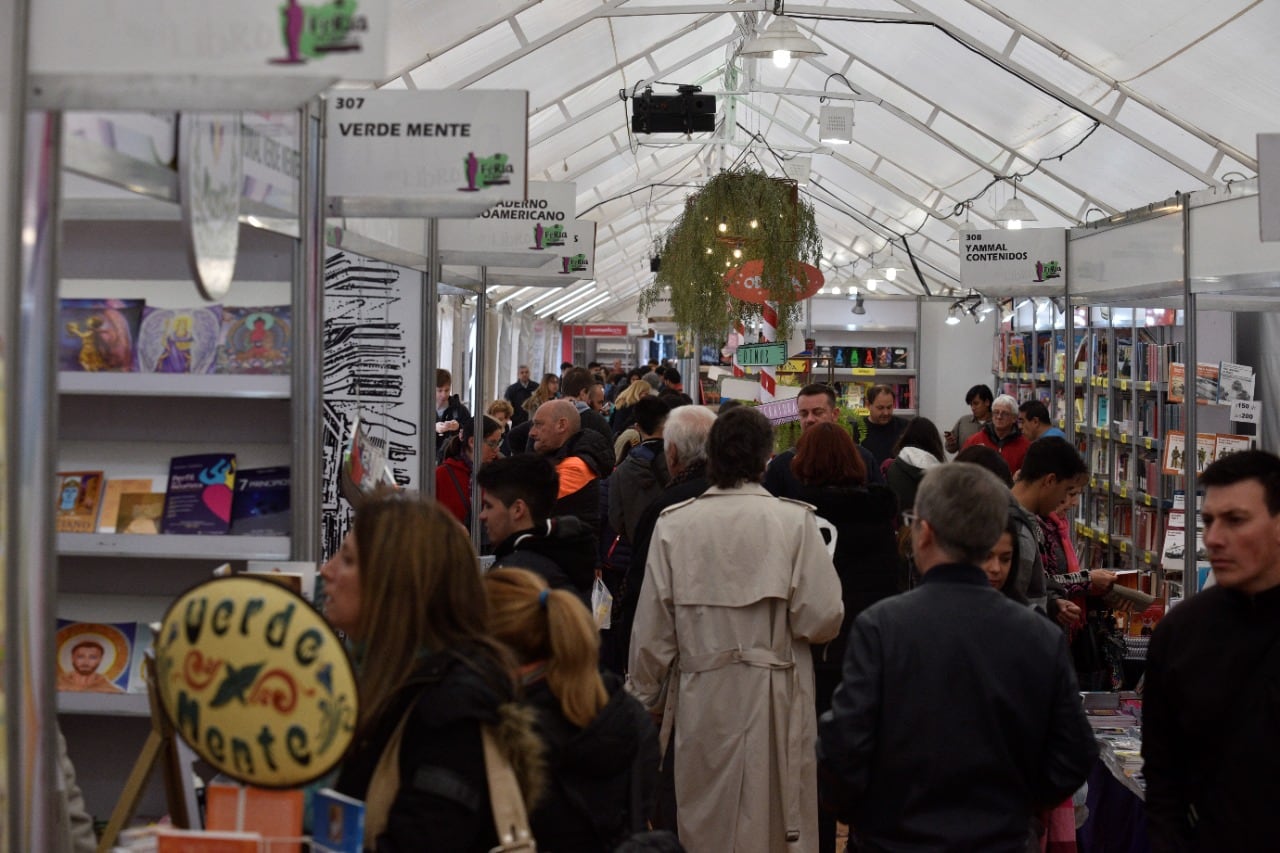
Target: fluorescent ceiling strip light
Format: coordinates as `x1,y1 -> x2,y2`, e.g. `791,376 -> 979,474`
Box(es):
537,284 -> 598,317
560,293 -> 611,322
517,288 -> 563,311
495,286 -> 535,307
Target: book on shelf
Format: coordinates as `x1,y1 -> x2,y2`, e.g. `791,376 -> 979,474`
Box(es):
55,470 -> 106,533
229,466 -> 291,536
134,304 -> 222,374
1162,430 -> 1186,475
161,453 -> 238,535
1194,362 -> 1219,404
1006,334 -> 1028,372
58,298 -> 144,373
216,305 -> 291,375
155,829 -> 263,853
1213,433 -> 1252,460
117,492 -> 166,534
1094,396 -> 1109,428
55,619 -> 136,694
312,787 -> 366,853
1216,361 -> 1254,403
125,623 -> 154,694
97,478 -> 155,534
1168,362 -> 1186,403
1194,432 -> 1217,473
205,780 -> 304,853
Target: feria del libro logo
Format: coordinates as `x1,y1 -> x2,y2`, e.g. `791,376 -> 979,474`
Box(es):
270,0 -> 368,66
460,153 -> 515,192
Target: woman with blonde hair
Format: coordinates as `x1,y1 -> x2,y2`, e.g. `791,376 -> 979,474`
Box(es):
324,495 -> 543,851
484,568 -> 658,850
610,373 -> 654,436
523,373 -> 560,415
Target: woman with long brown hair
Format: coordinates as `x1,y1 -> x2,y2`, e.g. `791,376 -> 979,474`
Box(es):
323,494 -> 542,851
790,421 -> 901,853
484,568 -> 657,850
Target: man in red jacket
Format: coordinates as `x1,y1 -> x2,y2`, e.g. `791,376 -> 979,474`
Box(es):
963,393 -> 1030,476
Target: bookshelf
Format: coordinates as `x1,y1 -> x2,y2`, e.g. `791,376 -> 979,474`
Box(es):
805,298 -> 920,417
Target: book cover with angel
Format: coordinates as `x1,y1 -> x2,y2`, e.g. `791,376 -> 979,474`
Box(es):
55,619 -> 136,693
58,298 -> 144,372
55,470 -> 106,533
134,305 -> 222,374
216,305 -> 291,375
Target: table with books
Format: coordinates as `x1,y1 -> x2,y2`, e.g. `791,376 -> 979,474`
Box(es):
1078,693 -> 1150,853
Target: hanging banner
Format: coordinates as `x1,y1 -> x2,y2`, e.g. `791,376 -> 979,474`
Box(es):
153,576 -> 358,788
959,228 -> 1066,296
439,181 -> 576,268
723,260 -> 823,304
1260,134 -> 1280,242
326,90 -> 529,218
29,0 -> 392,109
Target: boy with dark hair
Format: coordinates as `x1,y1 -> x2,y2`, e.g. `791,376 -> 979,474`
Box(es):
1017,399 -> 1066,441
945,383 -> 993,453
477,454 -> 596,599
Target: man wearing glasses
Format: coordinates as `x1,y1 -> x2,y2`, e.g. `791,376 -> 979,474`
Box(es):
963,393 -> 1031,476
818,463 -> 1096,851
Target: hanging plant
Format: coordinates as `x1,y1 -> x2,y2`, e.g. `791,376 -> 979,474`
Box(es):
639,167 -> 822,344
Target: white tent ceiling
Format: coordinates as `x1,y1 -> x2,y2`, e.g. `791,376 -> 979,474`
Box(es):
374,0 -> 1271,322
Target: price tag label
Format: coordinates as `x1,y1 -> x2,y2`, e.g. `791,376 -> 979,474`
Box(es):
1119,432 -> 1130,444
1100,533 -> 1110,544
1119,485 -> 1129,498
1140,381 -> 1152,392
1120,380 -> 1129,391
1231,399 -> 1261,424
1090,477 -> 1098,489
1144,437 -> 1155,449
851,367 -> 876,376
1119,541 -> 1129,553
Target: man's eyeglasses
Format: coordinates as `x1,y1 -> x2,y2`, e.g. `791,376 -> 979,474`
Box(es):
484,439 -> 502,449
901,511 -> 918,527
992,410 -> 1016,419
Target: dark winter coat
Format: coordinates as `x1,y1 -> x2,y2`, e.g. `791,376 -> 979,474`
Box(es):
883,446 -> 942,512
818,563 -> 1097,851
335,646 -> 540,853
504,379 -> 537,425
1143,583 -> 1280,852
793,482 -> 902,674
608,439 -> 670,544
435,395 -> 472,462
546,427 -> 615,528
491,516 -> 599,602
524,671 -> 659,851
763,446 -> 883,498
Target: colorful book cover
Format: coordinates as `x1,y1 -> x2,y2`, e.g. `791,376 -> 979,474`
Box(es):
1162,430 -> 1186,475
1193,363 -> 1219,405
126,622 -> 154,694
1213,433 -> 1252,460
312,787 -> 366,853
134,305 -> 222,374
876,347 -> 892,368
155,829 -> 264,852
55,470 -> 106,533
161,453 -> 237,535
58,298 -> 144,372
205,781 -> 303,853
216,305 -> 291,375
97,478 -> 155,533
229,466 -> 291,536
890,347 -> 908,369
55,619 -> 135,693
1168,362 -> 1185,403
1194,433 -> 1218,472
117,492 -> 166,534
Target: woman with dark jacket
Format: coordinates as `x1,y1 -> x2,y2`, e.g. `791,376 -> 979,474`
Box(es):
435,415 -> 503,529
485,568 -> 658,851
790,422 -> 900,853
324,495 -> 543,852
883,416 -> 945,512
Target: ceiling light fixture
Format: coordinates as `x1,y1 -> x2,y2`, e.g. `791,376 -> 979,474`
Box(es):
740,14 -> 825,69
948,203 -> 977,242
996,182 -> 1036,230
878,246 -> 905,282
560,292 -> 612,322
495,286 -> 535,307
945,305 -> 962,325
851,293 -> 866,315
817,103 -> 854,145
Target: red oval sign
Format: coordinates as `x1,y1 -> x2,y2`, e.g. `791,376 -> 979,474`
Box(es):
723,259 -> 824,304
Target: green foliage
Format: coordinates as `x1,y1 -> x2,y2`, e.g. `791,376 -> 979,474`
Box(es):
771,408 -> 861,453
639,168 -> 822,344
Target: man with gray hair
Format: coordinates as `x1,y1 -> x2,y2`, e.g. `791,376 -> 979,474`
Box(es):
962,392 -> 1031,475
818,463 -> 1096,851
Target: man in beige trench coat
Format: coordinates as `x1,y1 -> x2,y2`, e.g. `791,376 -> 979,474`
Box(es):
629,406 -> 844,852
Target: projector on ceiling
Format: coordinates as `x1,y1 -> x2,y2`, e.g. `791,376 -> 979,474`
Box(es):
630,85 -> 716,134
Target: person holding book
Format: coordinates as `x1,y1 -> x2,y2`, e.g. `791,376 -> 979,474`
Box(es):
434,368 -> 472,462
435,415 -> 504,530
322,494 -> 543,852
1143,450 -> 1280,852
484,567 -> 659,850
944,383 -> 993,454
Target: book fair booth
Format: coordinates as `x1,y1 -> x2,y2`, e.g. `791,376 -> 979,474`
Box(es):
2,1 -> 1280,850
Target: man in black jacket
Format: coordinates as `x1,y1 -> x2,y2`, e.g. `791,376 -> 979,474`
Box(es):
764,384 -> 882,493
503,364 -> 537,426
530,399 -> 613,528
818,462 -> 1096,851
560,366 -> 615,446
477,454 -> 598,601
1143,449 -> 1280,852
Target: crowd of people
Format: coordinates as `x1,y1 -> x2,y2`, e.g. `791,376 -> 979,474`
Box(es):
316,367 -> 1279,852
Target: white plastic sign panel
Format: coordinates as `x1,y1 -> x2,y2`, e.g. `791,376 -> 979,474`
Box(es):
241,112 -> 302,217
472,219 -> 597,287
1259,134 -> 1280,242
179,113 -> 243,301
959,228 -> 1066,296
439,181 -> 576,268
29,0 -> 391,110
326,90 -> 529,218
1231,400 -> 1261,425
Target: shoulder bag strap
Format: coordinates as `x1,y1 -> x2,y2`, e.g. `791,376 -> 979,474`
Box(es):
482,724 -> 537,851
444,464 -> 471,528
363,703 -> 416,848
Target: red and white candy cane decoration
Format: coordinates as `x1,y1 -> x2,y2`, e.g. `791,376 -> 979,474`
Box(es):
759,302 -> 778,402
731,320 -> 746,378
